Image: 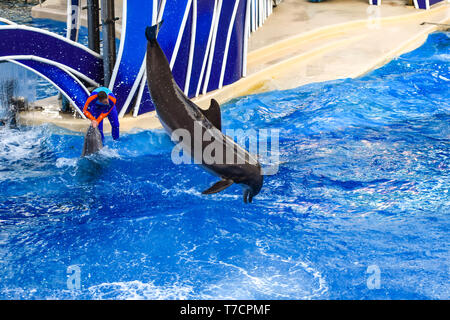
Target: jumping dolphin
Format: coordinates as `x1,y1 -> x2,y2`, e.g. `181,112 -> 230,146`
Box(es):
81,125 -> 103,157
145,22 -> 263,203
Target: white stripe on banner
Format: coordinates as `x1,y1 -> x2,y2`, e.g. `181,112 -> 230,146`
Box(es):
133,0 -> 167,116
219,0 -> 240,89
152,0 -> 158,25
109,0 -> 128,90
243,0 -> 251,77
195,0 -> 218,97
158,0 -> 167,23
184,0 -> 197,95
202,0 -> 223,94
133,71 -> 147,117
118,58 -> 146,118
66,0 -> 80,41
66,1 -> 72,39
251,0 -> 255,32
263,0 -> 266,24
170,0 -> 193,70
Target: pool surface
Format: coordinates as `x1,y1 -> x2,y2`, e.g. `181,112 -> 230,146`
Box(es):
0,23 -> 449,299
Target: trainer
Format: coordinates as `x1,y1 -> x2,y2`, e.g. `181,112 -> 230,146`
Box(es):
83,87 -> 120,142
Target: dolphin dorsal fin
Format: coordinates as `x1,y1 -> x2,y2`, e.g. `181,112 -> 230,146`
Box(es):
200,99 -> 221,131
202,179 -> 234,195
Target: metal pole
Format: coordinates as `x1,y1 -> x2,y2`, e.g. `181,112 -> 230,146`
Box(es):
101,0 -> 117,86
87,0 -> 100,53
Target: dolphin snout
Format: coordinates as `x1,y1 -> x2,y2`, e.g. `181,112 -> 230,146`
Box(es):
243,174 -> 263,203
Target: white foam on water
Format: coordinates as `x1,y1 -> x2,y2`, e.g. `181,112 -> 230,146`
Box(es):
0,126 -> 48,163
197,259 -> 328,300
435,54 -> 450,62
55,157 -> 77,168
176,240 -> 329,300
98,146 -> 121,159
202,252 -> 328,300
87,280 -> 193,300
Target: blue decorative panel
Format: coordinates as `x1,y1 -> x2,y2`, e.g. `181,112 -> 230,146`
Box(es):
0,26 -> 103,85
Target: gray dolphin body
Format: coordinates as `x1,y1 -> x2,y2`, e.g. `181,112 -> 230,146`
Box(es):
81,125 -> 103,157
145,22 -> 263,203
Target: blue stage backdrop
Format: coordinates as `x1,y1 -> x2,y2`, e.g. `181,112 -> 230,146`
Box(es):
0,0 -> 277,118
109,0 -> 154,117
0,25 -> 103,85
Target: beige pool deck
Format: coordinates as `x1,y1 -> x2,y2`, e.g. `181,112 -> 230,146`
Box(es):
31,0 -> 125,36
19,0 -> 450,134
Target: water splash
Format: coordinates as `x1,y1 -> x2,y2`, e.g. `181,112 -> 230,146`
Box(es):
0,62 -> 37,118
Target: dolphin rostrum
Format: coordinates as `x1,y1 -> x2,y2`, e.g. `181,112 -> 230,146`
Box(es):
145,21 -> 263,203
81,125 -> 103,157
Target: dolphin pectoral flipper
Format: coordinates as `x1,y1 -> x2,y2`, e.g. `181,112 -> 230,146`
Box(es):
200,99 -> 222,131
202,179 -> 234,195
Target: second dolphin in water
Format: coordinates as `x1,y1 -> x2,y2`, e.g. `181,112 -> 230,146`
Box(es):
81,125 -> 103,157
145,22 -> 263,203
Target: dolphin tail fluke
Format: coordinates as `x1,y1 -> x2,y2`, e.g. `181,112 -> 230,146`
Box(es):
145,20 -> 164,41
202,179 -> 234,195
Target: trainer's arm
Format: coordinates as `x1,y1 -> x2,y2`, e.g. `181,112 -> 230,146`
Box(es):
83,94 -> 98,121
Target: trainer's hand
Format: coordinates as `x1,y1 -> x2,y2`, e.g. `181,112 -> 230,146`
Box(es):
91,120 -> 98,128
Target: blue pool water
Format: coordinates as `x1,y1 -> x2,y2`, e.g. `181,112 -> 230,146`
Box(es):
0,29 -> 449,299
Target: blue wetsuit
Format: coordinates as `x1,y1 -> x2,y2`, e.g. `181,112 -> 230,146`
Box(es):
83,87 -> 120,142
